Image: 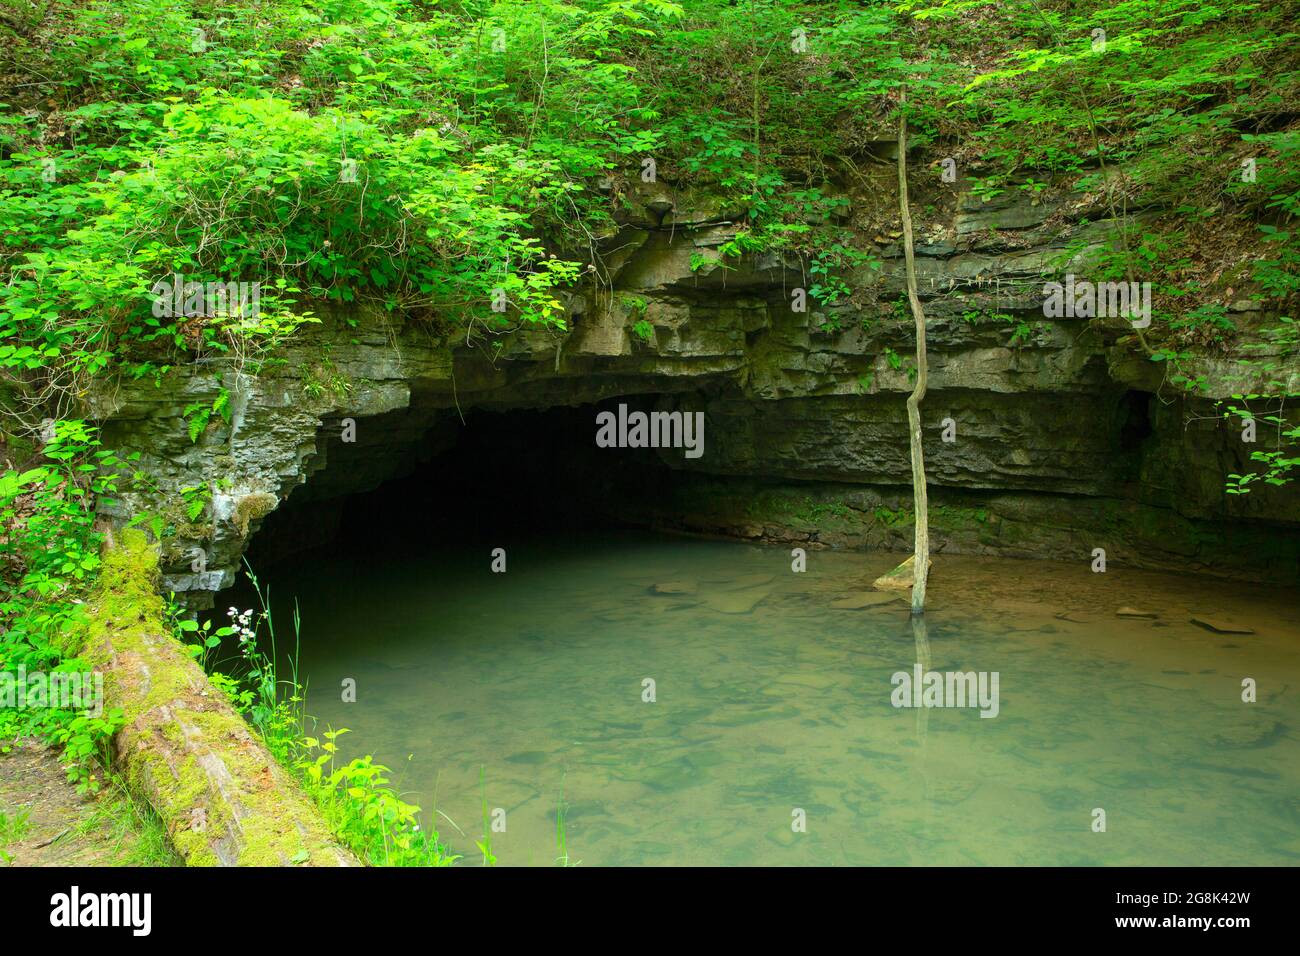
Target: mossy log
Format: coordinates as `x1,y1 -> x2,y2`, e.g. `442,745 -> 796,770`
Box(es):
81,529 -> 357,867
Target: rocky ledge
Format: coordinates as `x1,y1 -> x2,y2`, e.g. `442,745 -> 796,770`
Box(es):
85,176 -> 1300,604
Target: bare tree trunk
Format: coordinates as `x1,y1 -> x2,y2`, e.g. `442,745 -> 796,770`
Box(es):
897,89 -> 930,615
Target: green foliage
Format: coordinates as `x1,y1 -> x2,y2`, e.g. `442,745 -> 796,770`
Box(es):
0,808 -> 30,844
44,711 -> 127,796
873,506 -> 915,528
2,0 -> 1298,867
183,389 -> 233,444
293,729 -> 458,867
792,498 -> 853,523
4,0 -> 1283,411
0,420 -> 153,814
554,774 -> 579,867
622,293 -> 654,342
0,422 -> 134,655
179,570 -> 460,866
1222,316 -> 1300,493
0,806 -> 29,864
1169,303 -> 1235,343
1255,224 -> 1300,301
178,484 -> 210,524
1,0 -> 695,407
809,242 -> 878,306
167,605 -> 232,673
959,308 -> 1042,348
475,765 -> 497,867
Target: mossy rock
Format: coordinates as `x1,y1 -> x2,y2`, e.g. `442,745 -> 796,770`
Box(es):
232,492 -> 278,537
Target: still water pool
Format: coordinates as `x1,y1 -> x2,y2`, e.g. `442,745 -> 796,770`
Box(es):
250,531 -> 1300,866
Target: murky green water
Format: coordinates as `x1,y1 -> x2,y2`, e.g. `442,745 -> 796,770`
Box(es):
255,531 -> 1300,866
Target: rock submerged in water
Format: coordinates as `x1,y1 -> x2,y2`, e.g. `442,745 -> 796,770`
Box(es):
712,573 -> 775,592
1208,716 -> 1282,750
1116,606 -> 1157,619
871,555 -> 931,592
929,778 -> 980,805
1191,616 -> 1255,635
651,580 -> 697,595
831,592 -> 902,610
652,575 -> 771,613
702,588 -> 769,615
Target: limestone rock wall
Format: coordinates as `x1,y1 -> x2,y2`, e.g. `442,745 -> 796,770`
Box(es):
85,176 -> 1300,602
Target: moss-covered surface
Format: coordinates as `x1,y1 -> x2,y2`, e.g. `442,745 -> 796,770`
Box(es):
232,492 -> 279,538
80,529 -> 356,867
633,476 -> 1299,582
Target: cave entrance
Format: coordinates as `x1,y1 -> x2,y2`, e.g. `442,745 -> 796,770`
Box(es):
237,396 -> 693,580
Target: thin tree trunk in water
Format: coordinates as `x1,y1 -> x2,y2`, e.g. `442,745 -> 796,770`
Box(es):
897,90 -> 930,615
910,614 -> 933,822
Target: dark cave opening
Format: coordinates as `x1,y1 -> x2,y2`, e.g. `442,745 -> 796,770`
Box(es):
239,396 -> 689,576
1118,389 -> 1154,453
